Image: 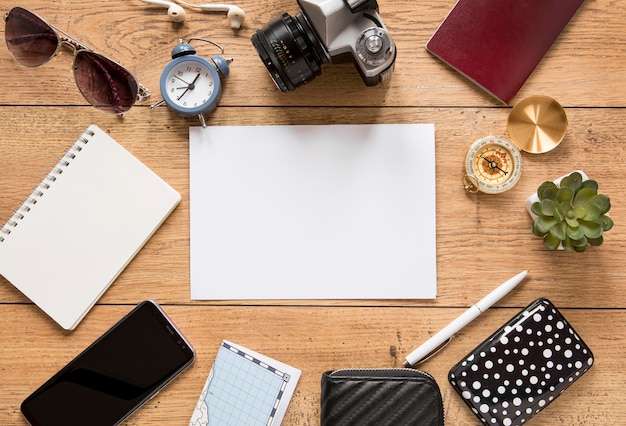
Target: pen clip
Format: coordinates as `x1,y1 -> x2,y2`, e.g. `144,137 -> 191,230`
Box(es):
413,336 -> 453,366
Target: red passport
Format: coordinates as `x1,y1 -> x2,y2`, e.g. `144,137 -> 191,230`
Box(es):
426,0 -> 584,104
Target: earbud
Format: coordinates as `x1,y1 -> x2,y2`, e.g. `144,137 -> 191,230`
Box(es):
194,4 -> 246,29
140,0 -> 186,23
139,0 -> 246,28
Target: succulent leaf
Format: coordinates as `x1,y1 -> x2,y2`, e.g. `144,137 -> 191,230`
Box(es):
531,222 -> 544,237
590,194 -> 610,214
549,221 -> 567,240
570,207 -> 583,219
560,172 -> 583,192
544,233 -> 562,250
572,187 -> 596,208
571,236 -> 589,248
531,201 -> 543,216
582,180 -> 599,192
534,216 -> 558,234
579,220 -> 603,239
540,199 -> 559,217
581,203 -> 602,221
600,215 -> 614,231
561,237 -> 575,252
588,235 -> 604,246
567,225 -> 585,240
556,187 -> 574,204
553,203 -> 565,222
537,182 -> 558,200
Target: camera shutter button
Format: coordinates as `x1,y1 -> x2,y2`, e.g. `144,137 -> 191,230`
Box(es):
365,35 -> 383,55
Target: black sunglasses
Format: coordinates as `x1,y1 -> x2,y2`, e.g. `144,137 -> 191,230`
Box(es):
4,6 -> 149,115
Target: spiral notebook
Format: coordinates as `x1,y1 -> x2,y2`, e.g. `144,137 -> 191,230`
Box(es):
0,125 -> 181,330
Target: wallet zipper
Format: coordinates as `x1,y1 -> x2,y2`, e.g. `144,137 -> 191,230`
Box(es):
328,368 -> 445,425
330,367 -> 434,379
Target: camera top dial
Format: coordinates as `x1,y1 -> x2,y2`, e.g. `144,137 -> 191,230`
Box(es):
356,27 -> 395,83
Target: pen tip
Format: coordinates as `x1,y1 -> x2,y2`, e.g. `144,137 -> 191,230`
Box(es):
403,361 -> 411,368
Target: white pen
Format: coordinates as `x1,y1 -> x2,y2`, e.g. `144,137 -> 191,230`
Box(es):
404,270 -> 529,367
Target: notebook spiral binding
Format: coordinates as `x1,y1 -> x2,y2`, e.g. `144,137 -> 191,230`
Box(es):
0,128 -> 95,243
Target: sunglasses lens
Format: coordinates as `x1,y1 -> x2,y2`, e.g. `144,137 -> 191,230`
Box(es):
74,51 -> 139,114
5,7 -> 59,67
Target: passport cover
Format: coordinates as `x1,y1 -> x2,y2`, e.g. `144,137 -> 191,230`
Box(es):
448,298 -> 594,426
425,0 -> 585,104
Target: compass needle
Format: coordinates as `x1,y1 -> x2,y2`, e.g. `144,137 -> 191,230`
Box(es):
465,136 -> 523,194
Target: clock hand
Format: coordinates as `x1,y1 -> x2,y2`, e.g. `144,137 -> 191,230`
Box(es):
176,74 -> 201,101
177,86 -> 190,100
188,73 -> 201,90
173,75 -> 191,85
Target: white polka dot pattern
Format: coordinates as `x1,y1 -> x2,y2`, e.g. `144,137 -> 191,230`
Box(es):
448,298 -> 593,426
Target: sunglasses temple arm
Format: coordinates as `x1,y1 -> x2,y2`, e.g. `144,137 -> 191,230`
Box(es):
48,23 -> 96,53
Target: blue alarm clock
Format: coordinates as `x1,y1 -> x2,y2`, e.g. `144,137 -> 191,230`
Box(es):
153,38 -> 231,127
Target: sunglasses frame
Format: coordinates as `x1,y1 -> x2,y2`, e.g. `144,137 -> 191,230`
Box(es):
4,7 -> 149,115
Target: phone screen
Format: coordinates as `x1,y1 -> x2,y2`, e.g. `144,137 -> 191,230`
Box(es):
21,301 -> 195,426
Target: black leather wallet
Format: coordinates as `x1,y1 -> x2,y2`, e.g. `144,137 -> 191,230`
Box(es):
320,368 -> 444,426
449,298 -> 594,426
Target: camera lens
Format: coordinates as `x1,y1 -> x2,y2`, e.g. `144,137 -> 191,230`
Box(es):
251,13 -> 329,92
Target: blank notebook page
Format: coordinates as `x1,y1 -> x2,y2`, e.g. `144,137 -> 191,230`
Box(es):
0,125 -> 181,330
189,124 -> 437,300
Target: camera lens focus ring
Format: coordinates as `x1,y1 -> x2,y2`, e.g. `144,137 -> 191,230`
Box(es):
285,13 -> 324,79
251,12 -> 328,92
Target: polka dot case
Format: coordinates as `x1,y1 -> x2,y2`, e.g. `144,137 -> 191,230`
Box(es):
448,298 -> 594,426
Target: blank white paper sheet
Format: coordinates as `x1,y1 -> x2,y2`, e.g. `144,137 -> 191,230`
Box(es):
189,124 -> 436,300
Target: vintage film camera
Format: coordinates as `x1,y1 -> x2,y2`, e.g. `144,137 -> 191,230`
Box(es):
251,0 -> 396,92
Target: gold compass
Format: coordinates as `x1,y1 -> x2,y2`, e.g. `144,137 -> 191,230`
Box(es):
463,136 -> 523,194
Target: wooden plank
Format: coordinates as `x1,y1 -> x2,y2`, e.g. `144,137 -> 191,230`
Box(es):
0,107 -> 625,308
0,304 -> 623,425
0,0 -> 623,107
0,0 -> 624,424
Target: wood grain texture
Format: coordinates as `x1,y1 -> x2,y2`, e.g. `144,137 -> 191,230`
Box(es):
0,0 -> 625,424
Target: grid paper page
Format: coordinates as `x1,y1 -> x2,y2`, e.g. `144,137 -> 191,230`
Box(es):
190,341 -> 301,426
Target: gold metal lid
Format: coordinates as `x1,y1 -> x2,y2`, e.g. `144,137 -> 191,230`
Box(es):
507,95 -> 568,154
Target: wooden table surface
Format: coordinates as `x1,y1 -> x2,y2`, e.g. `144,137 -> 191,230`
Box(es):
1,0 -> 625,424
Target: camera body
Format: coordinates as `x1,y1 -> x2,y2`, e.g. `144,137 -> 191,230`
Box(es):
251,0 -> 396,92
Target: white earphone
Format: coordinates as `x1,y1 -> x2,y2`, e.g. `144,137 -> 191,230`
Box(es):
139,0 -> 246,29
139,0 -> 186,23
189,3 -> 246,29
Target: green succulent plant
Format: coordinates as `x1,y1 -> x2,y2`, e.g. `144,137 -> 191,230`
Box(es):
531,172 -> 613,252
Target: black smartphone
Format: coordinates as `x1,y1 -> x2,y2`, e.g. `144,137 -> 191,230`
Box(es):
21,300 -> 195,426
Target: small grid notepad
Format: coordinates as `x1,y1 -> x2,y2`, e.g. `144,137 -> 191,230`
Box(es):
189,340 -> 301,426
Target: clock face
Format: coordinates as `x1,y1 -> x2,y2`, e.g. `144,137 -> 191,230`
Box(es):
161,57 -> 220,115
465,136 -> 523,194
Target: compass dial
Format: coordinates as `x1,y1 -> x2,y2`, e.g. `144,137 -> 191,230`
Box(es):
465,136 -> 523,194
